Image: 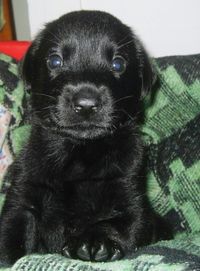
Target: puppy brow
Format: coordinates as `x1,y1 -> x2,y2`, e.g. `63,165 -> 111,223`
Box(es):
63,46 -> 74,59
48,47 -> 58,54
102,46 -> 114,62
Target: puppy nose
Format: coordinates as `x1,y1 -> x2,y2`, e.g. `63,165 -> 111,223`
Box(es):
73,97 -> 99,114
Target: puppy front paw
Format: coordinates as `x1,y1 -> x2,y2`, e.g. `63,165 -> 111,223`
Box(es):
62,238 -> 123,262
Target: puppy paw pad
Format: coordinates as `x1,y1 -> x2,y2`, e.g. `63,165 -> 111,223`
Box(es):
110,247 -> 123,261
92,243 -> 109,262
77,243 -> 90,261
62,246 -> 72,258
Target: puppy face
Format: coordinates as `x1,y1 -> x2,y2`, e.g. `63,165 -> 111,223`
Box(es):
22,11 -> 154,140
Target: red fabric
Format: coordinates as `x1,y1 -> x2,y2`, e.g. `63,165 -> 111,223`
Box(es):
0,41 -> 31,60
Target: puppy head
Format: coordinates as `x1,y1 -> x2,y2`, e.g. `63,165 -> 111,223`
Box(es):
22,11 -> 154,140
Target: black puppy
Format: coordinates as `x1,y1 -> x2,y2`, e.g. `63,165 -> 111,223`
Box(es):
0,11 -> 167,264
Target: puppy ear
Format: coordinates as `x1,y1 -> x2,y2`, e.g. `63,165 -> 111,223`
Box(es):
135,40 -> 156,99
19,40 -> 40,93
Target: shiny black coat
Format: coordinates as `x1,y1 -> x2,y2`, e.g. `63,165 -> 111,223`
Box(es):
0,11 -> 169,264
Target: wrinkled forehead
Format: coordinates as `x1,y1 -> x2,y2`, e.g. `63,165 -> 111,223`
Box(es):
48,32 -> 116,58
42,17 -> 134,56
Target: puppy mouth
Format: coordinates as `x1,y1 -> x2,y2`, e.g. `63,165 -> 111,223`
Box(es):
62,123 -> 108,129
46,114 -> 113,139
56,124 -> 111,140
65,124 -> 111,139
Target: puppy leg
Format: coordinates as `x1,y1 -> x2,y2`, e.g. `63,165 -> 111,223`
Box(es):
0,207 -> 38,265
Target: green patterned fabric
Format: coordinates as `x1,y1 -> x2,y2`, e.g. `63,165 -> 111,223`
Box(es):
0,54 -> 30,195
11,234 -> 200,271
0,53 -> 200,270
0,54 -> 29,157
144,55 -> 200,238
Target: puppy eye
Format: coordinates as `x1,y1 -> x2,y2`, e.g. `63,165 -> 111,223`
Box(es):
111,56 -> 126,74
47,54 -> 63,70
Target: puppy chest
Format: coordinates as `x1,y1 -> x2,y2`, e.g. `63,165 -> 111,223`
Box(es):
64,155 -> 124,182
41,180 -> 120,229
63,181 -> 113,214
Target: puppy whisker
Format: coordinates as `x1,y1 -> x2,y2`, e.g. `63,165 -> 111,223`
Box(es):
117,35 -> 132,46
33,92 -> 57,101
32,106 -> 56,121
117,39 -> 134,50
45,29 -> 62,43
42,105 -> 56,111
113,95 -> 134,105
115,109 -> 136,122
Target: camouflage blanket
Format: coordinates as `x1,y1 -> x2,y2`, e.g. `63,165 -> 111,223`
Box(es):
0,52 -> 200,271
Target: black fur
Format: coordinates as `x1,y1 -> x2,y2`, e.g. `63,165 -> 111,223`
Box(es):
0,11 -> 170,264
